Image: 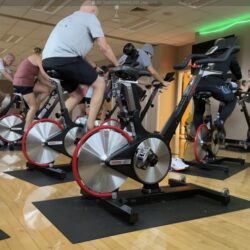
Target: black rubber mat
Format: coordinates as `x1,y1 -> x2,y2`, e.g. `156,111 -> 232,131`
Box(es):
176,161 -> 249,180
5,166 -> 74,186
0,230 -> 10,240
33,192 -> 250,244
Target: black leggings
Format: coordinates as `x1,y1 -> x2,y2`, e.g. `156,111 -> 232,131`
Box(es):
193,77 -> 237,129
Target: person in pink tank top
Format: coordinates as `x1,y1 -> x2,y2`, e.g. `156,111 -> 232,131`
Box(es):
13,47 -> 53,131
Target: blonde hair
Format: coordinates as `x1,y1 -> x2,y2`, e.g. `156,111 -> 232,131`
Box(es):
80,1 -> 98,15
33,47 -> 42,54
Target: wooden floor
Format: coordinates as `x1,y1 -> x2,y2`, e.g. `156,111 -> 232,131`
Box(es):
0,143 -> 250,250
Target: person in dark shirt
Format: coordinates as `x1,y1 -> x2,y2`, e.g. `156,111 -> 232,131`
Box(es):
192,38 -> 242,139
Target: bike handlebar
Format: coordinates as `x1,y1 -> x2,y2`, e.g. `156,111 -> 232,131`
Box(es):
173,45 -> 240,70
173,54 -> 207,70
195,45 -> 240,65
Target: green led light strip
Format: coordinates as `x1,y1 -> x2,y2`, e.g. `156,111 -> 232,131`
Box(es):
199,14 -> 250,35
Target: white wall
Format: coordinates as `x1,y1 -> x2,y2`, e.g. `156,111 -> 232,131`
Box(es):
197,22 -> 250,140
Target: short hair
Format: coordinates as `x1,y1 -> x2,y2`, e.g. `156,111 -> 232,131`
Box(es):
82,0 -> 96,6
5,53 -> 15,59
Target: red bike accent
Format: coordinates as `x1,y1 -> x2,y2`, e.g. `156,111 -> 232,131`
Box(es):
72,125 -> 132,198
100,118 -> 120,126
194,124 -> 209,163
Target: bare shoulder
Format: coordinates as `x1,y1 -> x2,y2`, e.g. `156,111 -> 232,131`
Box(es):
28,54 -> 41,66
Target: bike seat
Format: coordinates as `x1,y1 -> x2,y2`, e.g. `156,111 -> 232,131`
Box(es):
111,65 -> 151,81
195,91 -> 213,99
46,70 -> 62,80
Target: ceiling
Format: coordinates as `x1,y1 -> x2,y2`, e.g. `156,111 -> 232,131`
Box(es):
0,0 -> 249,68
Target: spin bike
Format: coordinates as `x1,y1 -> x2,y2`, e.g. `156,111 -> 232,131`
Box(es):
224,90 -> 250,150
0,88 -> 61,150
192,90 -> 245,173
0,93 -> 23,149
102,72 -> 175,129
71,41 -> 238,224
22,71 -> 85,179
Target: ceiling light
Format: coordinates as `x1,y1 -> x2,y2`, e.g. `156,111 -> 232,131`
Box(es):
0,48 -> 7,54
179,0 -> 219,9
1,34 -> 23,44
199,14 -> 250,35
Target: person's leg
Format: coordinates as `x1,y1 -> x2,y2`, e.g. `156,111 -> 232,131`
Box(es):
193,96 -> 206,130
78,104 -> 86,116
60,59 -> 103,129
87,76 -> 106,129
43,57 -> 101,128
65,85 -> 84,114
23,93 -> 38,131
210,83 -> 236,141
192,79 -> 212,131
219,98 -> 237,122
100,100 -> 108,122
212,84 -> 236,123
33,81 -> 52,107
78,98 -> 86,117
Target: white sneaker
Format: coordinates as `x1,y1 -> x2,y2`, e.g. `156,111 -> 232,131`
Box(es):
171,157 -> 189,171
175,157 -> 189,167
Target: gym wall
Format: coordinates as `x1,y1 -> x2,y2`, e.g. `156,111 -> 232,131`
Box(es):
197,22 -> 250,140
155,44 -> 178,131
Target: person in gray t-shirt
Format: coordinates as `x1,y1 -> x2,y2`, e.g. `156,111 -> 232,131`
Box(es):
119,43 -> 170,87
42,1 -> 118,130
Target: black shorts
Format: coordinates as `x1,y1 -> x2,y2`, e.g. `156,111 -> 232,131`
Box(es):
13,86 -> 33,95
42,57 -> 98,93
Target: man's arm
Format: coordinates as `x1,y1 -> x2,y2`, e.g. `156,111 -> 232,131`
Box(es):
147,65 -> 169,88
0,69 -> 13,82
96,37 -> 119,66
